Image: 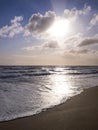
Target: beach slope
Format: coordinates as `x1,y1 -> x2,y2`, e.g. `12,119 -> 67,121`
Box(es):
0,86 -> 98,130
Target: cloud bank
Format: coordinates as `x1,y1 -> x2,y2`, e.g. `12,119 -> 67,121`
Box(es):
0,5 -> 92,39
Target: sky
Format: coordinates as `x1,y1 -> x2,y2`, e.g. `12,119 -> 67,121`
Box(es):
0,0 -> 98,65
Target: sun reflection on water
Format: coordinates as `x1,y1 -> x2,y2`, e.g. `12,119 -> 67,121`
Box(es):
41,69 -> 78,108
50,74 -> 74,97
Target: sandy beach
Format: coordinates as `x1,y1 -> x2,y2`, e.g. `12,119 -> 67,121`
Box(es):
0,86 -> 98,130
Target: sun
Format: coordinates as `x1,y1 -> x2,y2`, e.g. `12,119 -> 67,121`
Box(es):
47,19 -> 70,38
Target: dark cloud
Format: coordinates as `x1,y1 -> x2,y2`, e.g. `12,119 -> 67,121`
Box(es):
42,40 -> 59,49
23,40 -> 59,51
69,49 -> 89,54
79,38 -> 98,46
27,11 -> 55,35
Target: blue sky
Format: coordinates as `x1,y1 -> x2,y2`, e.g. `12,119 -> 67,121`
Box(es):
0,0 -> 98,65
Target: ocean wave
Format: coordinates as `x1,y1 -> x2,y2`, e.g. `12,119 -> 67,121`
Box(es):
0,66 -> 98,122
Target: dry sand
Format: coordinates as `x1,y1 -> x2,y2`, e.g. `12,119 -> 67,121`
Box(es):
0,86 -> 98,130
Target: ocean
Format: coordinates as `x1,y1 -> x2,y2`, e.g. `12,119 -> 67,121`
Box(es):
0,66 -> 98,122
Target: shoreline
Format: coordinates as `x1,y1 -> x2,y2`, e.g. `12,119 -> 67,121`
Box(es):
0,88 -> 83,123
0,86 -> 98,130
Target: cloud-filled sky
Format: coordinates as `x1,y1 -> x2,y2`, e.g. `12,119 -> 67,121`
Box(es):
0,0 -> 98,65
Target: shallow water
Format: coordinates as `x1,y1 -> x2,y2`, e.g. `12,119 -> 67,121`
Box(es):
0,66 -> 98,121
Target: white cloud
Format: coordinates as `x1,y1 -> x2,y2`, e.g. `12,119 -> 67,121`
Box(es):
0,16 -> 23,38
90,14 -> 98,26
79,4 -> 91,15
88,14 -> 98,30
64,5 -> 91,20
88,14 -> 98,29
11,16 -> 23,24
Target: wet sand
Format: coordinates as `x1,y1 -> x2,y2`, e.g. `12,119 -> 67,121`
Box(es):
0,86 -> 98,130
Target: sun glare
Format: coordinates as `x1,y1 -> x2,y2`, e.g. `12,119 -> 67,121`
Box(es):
47,19 -> 70,38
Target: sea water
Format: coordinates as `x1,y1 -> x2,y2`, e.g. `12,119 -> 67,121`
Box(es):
0,66 -> 98,121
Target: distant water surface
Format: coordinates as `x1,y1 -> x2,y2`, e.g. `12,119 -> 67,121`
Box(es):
0,66 -> 98,121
